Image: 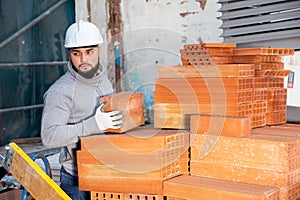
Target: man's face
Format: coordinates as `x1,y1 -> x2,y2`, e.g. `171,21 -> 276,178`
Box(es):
69,46 -> 100,78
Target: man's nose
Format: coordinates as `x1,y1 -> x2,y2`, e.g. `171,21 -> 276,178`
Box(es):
80,53 -> 88,62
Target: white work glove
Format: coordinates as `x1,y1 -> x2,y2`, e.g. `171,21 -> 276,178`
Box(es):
95,102 -> 124,131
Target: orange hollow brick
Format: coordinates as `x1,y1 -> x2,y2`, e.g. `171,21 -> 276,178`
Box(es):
100,91 -> 145,133
163,175 -> 280,200
190,114 -> 251,137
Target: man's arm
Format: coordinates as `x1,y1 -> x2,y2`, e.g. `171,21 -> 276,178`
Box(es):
40,91 -> 101,148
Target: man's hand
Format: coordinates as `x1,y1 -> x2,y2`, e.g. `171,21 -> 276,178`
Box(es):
95,102 -> 124,131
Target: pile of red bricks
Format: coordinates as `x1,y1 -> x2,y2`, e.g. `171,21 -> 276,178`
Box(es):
77,44 -> 300,200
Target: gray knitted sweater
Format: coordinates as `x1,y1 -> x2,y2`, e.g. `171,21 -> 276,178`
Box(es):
41,62 -> 113,176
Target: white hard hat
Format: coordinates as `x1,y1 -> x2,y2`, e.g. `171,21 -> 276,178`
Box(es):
64,20 -> 104,48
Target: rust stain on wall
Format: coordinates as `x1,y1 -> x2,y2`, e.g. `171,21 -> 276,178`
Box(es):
196,0 -> 207,10
87,0 -> 91,22
179,11 -> 199,17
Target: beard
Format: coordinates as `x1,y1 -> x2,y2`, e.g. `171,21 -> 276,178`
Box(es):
72,61 -> 99,79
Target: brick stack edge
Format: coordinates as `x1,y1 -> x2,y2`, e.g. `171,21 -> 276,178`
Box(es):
77,43 -> 300,200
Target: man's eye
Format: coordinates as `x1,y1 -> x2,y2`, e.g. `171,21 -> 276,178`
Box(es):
72,52 -> 80,56
87,50 -> 94,55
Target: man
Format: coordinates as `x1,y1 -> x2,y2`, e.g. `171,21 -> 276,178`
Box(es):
41,20 -> 124,200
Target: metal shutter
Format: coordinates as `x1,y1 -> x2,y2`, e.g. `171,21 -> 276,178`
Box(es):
217,0 -> 300,49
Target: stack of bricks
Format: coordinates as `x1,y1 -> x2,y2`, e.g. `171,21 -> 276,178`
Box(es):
154,43 -> 294,129
188,126 -> 300,199
77,44 -> 300,200
233,48 -> 293,126
77,125 -> 190,200
155,43 -> 258,129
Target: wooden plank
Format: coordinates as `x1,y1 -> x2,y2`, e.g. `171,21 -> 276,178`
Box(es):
0,189 -> 34,200
10,137 -> 41,144
8,143 -> 70,200
190,114 -> 251,137
158,64 -> 254,78
163,175 -> 280,200
100,91 -> 145,133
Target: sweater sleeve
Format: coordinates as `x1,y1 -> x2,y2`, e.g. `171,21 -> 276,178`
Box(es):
41,90 -> 102,148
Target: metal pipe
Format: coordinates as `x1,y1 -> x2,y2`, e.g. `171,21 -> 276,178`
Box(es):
0,61 -> 68,68
0,104 -> 44,113
0,0 -> 68,50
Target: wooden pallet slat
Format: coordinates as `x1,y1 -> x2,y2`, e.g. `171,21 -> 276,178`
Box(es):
8,143 -> 71,200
